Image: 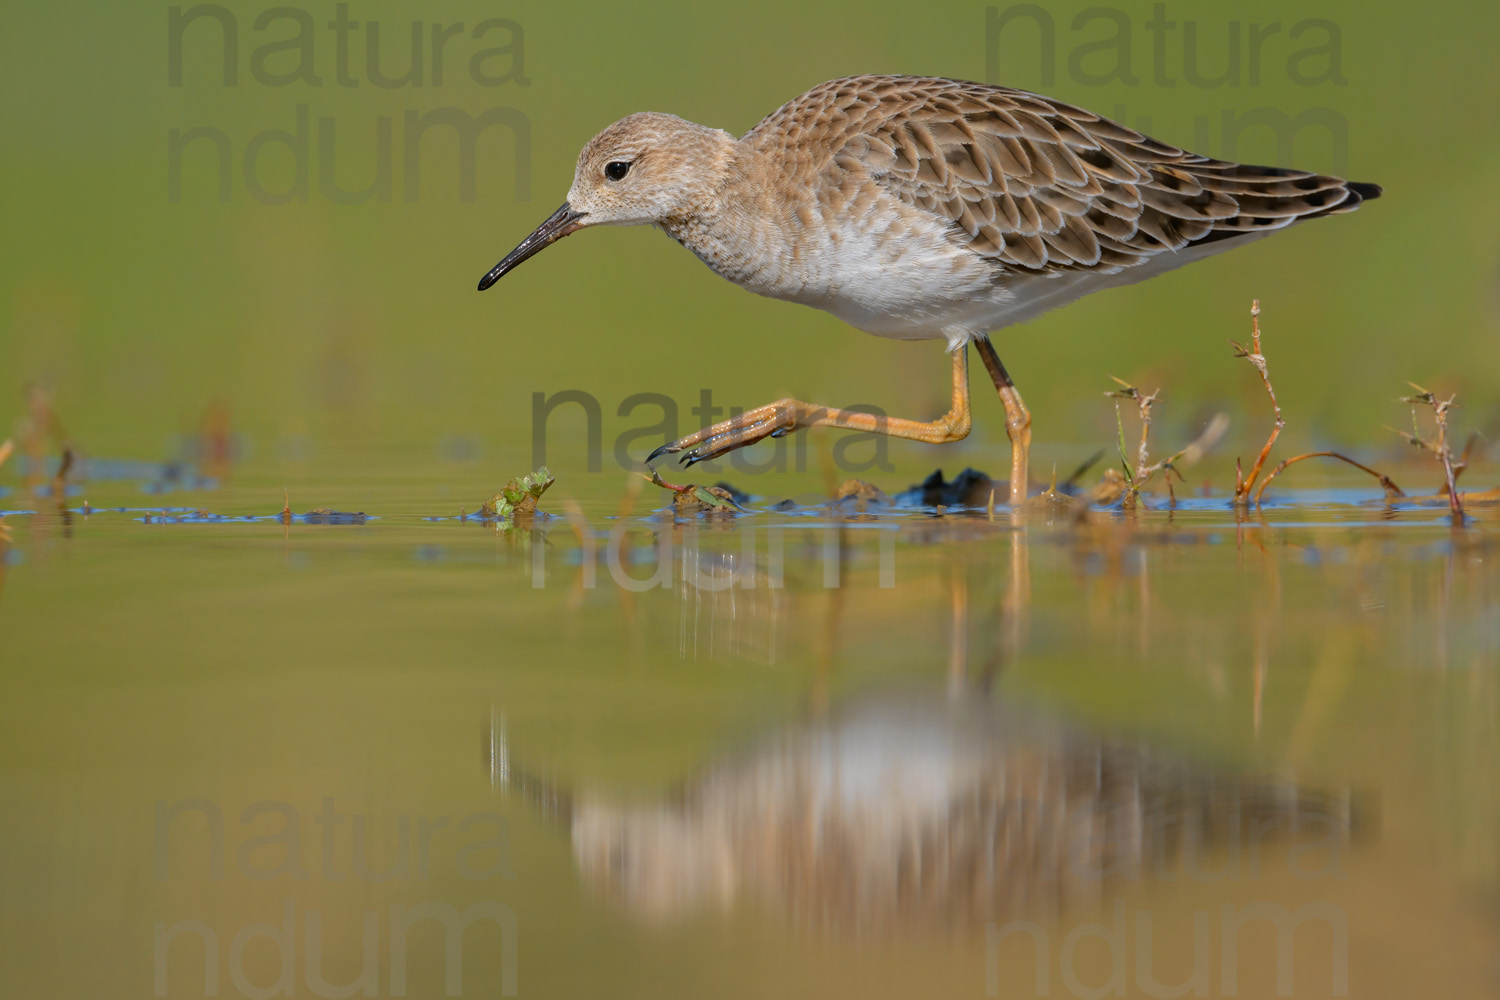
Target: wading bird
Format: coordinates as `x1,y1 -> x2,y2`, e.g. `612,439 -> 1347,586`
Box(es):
478,76 -> 1379,505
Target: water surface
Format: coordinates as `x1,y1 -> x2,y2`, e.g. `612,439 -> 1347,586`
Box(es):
2,477 -> 1495,998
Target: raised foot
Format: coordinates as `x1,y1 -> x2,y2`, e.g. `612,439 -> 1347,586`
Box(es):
645,349 -> 974,470
647,401 -> 800,468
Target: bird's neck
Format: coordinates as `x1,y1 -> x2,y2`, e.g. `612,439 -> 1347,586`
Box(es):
659,144 -> 819,298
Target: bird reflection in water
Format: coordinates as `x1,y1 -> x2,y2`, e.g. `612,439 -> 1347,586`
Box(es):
486,692 -> 1358,935
501,510 -> 1428,934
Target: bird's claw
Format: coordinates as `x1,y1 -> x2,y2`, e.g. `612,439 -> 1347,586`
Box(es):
646,439 -> 713,468
647,408 -> 793,469
678,437 -> 729,467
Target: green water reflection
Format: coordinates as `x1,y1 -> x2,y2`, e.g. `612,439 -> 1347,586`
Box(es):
1,491 -> 1495,997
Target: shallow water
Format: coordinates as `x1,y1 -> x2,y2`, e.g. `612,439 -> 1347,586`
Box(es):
2,474 -> 1496,999
7,0 -> 1500,992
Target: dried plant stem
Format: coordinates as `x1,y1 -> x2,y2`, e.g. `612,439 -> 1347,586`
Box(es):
1455,433 -> 1479,486
1431,399 -> 1461,518
1106,378 -> 1159,499
52,448 -> 74,500
1232,300 -> 1283,504
1059,451 -> 1104,493
1222,300 -> 1404,507
1398,386 -> 1464,521
1254,452 -> 1405,505
1104,378 -> 1225,506
1136,391 -> 1156,481
642,462 -> 741,512
1142,416 -> 1228,491
643,464 -> 690,493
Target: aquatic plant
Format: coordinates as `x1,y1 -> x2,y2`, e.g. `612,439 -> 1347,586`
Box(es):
642,464 -> 745,513
480,466 -> 556,519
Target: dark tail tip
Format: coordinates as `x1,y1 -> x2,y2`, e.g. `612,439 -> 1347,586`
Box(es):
1349,181 -> 1383,201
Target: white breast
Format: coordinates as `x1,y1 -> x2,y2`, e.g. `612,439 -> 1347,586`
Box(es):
764,195 -> 1014,346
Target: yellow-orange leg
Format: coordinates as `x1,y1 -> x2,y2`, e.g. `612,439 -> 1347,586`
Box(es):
973,335 -> 1031,506
648,347 -> 973,468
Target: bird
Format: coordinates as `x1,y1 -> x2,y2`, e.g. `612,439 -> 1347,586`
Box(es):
477,75 -> 1380,506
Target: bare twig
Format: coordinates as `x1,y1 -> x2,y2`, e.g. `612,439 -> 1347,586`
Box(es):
1231,300 -> 1284,504
52,447 -> 74,500
643,464 -> 690,494
1165,463 -> 1185,506
1399,385 -> 1464,520
642,463 -> 742,512
1105,378 -> 1159,500
1254,452 -> 1405,505
1150,413 -> 1230,487
1106,377 -> 1226,503
20,384 -> 74,497
1059,450 -> 1104,494
1220,300 -> 1404,507
1453,432 -> 1481,486
1133,387 -> 1159,482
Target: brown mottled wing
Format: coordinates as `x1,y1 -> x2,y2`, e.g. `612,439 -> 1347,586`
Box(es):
749,76 -> 1379,274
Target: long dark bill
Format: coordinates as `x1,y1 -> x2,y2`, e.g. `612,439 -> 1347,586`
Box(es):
477,203 -> 586,291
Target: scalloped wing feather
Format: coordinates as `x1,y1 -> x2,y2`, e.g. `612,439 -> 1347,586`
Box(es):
746,76 -> 1379,279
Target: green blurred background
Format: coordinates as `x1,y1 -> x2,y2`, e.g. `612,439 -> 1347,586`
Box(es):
3,7 -> 1499,996
3,0 -> 1498,495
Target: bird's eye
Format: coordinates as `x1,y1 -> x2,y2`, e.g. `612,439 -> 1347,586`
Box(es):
604,161 -> 631,181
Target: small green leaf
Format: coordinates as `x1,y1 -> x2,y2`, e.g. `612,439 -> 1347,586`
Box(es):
1113,401 -> 1134,482
692,486 -> 744,511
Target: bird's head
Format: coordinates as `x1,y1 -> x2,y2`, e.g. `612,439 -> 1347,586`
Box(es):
478,112 -> 735,290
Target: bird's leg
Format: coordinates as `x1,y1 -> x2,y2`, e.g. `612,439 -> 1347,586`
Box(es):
972,335 -> 1031,506
648,347 -> 973,468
